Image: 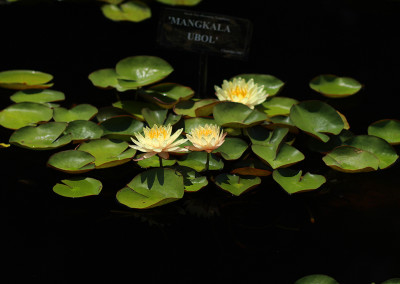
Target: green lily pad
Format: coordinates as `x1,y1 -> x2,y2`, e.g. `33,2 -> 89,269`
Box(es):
173,166 -> 208,192
310,74 -> 362,98
290,100 -> 344,142
53,177 -> 102,198
96,106 -> 132,122
173,98 -> 218,117
64,120 -> 104,141
99,116 -> 144,140
88,68 -> 121,90
101,0 -> 151,22
213,101 -> 268,128
157,0 -> 202,5
214,174 -> 261,196
9,122 -> 72,150
136,154 -> 176,168
47,150 -> 96,173
232,74 -> 284,96
381,278 -> 400,284
266,115 -> 298,133
272,168 -> 326,194
77,138 -> 136,168
177,152 -> 224,172
183,117 -> 216,133
344,135 -> 399,169
141,83 -> 194,109
368,119 -> 400,145
112,100 -> 161,121
252,143 -> 304,169
53,104 -> 98,122
246,125 -> 288,147
164,113 -> 182,126
213,137 -> 248,160
0,70 -> 53,89
0,102 -> 53,129
115,55 -> 173,87
10,89 -> 65,104
308,129 -> 354,154
116,168 -> 184,209
257,96 -> 298,117
295,274 -> 339,284
322,145 -> 380,173
141,108 -> 168,127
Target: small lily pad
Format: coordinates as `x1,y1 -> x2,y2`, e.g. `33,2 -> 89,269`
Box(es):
88,68 -> 121,90
232,74 -> 284,96
141,83 -> 194,109
0,102 -> 53,129
10,89 -> 65,104
116,168 -> 184,209
64,120 -> 104,141
295,274 -> 339,284
252,143 -> 304,169
174,166 -> 208,192
101,0 -> 151,22
47,150 -> 96,173
381,278 -> 400,284
213,137 -> 248,160
141,108 -> 168,127
173,98 -> 218,117
113,100 -> 161,121
214,174 -> 261,196
272,168 -> 326,194
53,177 -> 102,198
257,96 -> 298,117
99,116 -> 144,140
96,106 -> 133,122
310,74 -> 362,98
368,119 -> 400,145
136,154 -> 176,168
177,152 -> 224,172
53,104 -> 98,122
0,70 -> 53,89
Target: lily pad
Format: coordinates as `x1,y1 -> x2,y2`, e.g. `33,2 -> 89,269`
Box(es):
308,129 -> 354,154
0,70 -> 53,89
99,116 -> 144,140
214,174 -> 261,196
113,100 -> 161,121
310,74 -> 362,98
0,102 -> 53,129
53,177 -> 102,198
53,104 -> 98,122
141,83 -> 194,109
322,145 -> 380,173
115,55 -> 173,87
252,143 -> 304,169
141,108 -> 168,127
213,101 -> 268,128
232,74 -> 284,96
77,138 -> 136,168
381,279 -> 400,284
116,168 -> 184,209
257,96 -> 298,117
246,125 -> 288,147
290,100 -> 344,142
47,150 -> 96,173
177,152 -> 224,172
136,154 -> 176,168
88,68 -> 121,90
10,89 -> 65,104
9,122 -> 72,150
368,119 -> 400,145
101,1 -> 151,22
157,0 -> 202,5
344,135 -> 399,169
96,106 -> 133,122
64,120 -> 104,141
272,168 -> 326,194
213,137 -> 248,160
295,274 -> 339,284
173,98 -> 218,117
174,166 -> 208,192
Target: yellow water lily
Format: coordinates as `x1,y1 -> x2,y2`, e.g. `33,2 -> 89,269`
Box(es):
130,124 -> 188,160
186,124 -> 227,153
214,77 -> 268,109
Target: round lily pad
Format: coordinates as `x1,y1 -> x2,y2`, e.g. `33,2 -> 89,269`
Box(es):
232,74 -> 284,96
101,1 -> 151,22
141,83 -> 194,109
381,279 -> 400,284
290,100 -> 344,142
112,100 -> 161,121
10,89 -> 65,104
136,154 -> 176,168
116,168 -> 184,209
53,177 -> 102,198
99,116 -> 144,140
309,74 -> 362,98
9,122 -> 72,150
141,108 -> 168,127
96,106 -> 132,122
368,119 -> 400,145
173,98 -> 218,117
214,174 -> 261,196
53,104 -> 98,122
0,102 -> 53,129
295,274 -> 339,284
47,150 -> 96,173
88,68 -> 121,89
177,152 -> 224,172
213,137 -> 248,160
64,120 -> 104,141
272,168 -> 326,194
173,166 -> 208,192
252,143 -> 304,169
0,70 -> 53,89
257,96 -> 298,117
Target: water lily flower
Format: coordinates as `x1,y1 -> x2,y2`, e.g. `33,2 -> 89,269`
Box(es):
214,77 -> 268,109
186,124 -> 227,153
130,124 -> 188,160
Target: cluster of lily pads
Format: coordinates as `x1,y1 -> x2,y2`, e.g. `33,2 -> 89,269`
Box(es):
1,55 -> 399,209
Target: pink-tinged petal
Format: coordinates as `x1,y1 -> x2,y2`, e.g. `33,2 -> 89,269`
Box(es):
133,151 -> 157,161
158,152 -> 169,159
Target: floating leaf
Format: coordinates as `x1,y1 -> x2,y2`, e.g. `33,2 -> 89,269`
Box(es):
53,104 -> 98,122
290,100 -> 344,142
308,129 -> 354,154
381,278 -> 400,284
272,168 -> 326,194
368,119 -> 400,145
174,166 -> 208,192
0,70 -> 53,89
77,139 -> 136,168
177,152 -> 224,172
157,0 -> 202,5
10,89 -> 65,104
116,168 -> 184,209
344,135 -> 398,169
101,1 -> 151,22
136,154 -> 176,168
53,177 -> 102,198
252,143 -> 304,169
141,108 -> 168,127
0,102 -> 53,129
310,74 -> 362,98
322,145 -> 380,173
257,96 -> 298,117
246,125 -> 288,147
64,120 -> 104,141
141,83 -> 194,109
214,174 -> 261,196
213,101 -> 267,128
213,137 -> 248,160
88,68 -> 121,90
9,122 -> 72,150
100,116 -> 144,140
295,274 -> 339,284
113,100 -> 161,121
47,150 -> 96,173
232,74 -> 284,96
173,98 -> 218,117
96,106 -> 132,122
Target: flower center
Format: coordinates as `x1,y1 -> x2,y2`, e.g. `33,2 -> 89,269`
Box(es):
148,127 -> 167,140
229,86 -> 248,100
196,129 -> 215,138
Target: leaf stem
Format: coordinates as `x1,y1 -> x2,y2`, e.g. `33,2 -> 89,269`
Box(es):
205,152 -> 210,171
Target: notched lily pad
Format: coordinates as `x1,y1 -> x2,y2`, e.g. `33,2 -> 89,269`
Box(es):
10,89 -> 65,104
257,96 -> 298,117
64,120 -> 104,141
47,150 -> 96,173
0,102 -> 53,129
173,166 -> 208,192
140,83 -> 194,109
136,154 -> 176,168
232,73 -> 284,96
310,74 -> 362,98
101,0 -> 151,22
99,116 -> 144,140
0,70 -> 53,89
272,168 -> 326,194
173,98 -> 218,117
53,177 -> 102,198
177,152 -> 224,172
113,100 -> 161,121
214,174 -> 261,196
213,137 -> 248,160
368,119 -> 400,145
53,104 -> 98,122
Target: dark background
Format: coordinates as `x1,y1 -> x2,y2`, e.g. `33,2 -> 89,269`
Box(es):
1,0 -> 400,283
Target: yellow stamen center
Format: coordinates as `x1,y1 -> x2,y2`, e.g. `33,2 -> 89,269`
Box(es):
229,86 -> 248,100
148,128 -> 168,139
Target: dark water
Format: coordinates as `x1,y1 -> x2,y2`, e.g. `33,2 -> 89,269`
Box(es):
1,1 -> 400,283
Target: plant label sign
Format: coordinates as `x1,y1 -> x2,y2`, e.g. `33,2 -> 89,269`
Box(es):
157,8 -> 253,59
